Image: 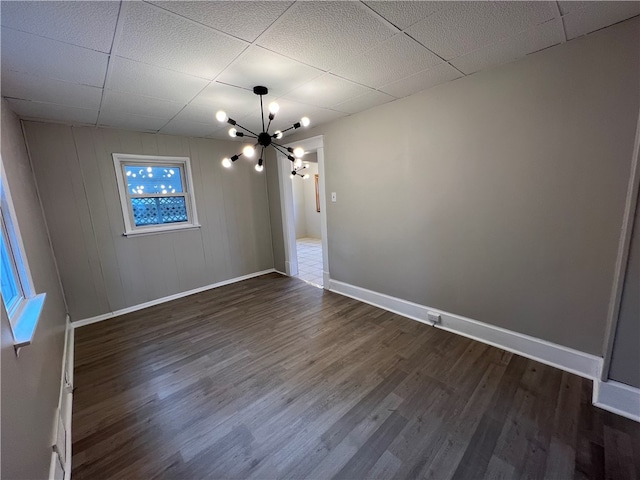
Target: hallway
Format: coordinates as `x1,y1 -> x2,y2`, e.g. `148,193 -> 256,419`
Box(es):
296,237 -> 322,287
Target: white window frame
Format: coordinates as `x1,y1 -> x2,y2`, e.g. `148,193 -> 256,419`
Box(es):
1,157 -> 46,350
113,153 -> 200,236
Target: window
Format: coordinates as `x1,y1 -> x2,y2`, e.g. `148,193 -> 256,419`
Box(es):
113,154 -> 199,236
1,161 -> 46,349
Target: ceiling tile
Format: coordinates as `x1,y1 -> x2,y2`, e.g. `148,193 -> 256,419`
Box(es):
6,98 -> 98,125
168,103 -> 245,138
215,46 -> 324,97
558,2 -> 593,16
364,1 -> 453,29
114,1 -> 248,80
379,63 -> 462,98
97,110 -> 167,132
333,90 -> 396,114
101,90 -> 185,119
148,1 -> 293,42
563,1 -> 640,39
1,27 -> 108,87
406,1 -> 558,60
450,19 -> 564,75
264,99 -> 347,129
256,1 -> 396,71
159,119 -> 221,138
0,1 -> 119,53
1,70 -> 103,110
290,107 -> 347,130
189,82 -> 259,118
106,57 -> 209,103
331,33 -> 443,88
283,74 -> 372,109
172,103 -> 220,125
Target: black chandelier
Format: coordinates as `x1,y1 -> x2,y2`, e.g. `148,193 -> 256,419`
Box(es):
217,86 -> 310,177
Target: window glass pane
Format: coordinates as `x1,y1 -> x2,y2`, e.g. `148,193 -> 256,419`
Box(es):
0,228 -> 20,313
131,196 -> 188,226
124,165 -> 184,195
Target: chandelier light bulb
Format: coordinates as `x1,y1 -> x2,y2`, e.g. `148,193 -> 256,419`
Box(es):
274,130 -> 283,139
294,158 -> 302,168
293,147 -> 305,158
243,145 -> 255,157
216,110 -> 228,122
268,102 -> 280,114
222,158 -> 232,168
255,163 -> 264,172
228,128 -> 237,137
303,174 -> 310,179
301,116 -> 310,127
289,173 -> 295,179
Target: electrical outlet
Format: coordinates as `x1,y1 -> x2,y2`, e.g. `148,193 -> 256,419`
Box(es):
427,311 -> 441,324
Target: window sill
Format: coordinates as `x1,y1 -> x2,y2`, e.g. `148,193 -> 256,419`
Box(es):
11,293 -> 46,352
122,224 -> 201,238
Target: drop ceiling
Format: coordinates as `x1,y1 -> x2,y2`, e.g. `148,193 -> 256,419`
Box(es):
1,1 -> 638,139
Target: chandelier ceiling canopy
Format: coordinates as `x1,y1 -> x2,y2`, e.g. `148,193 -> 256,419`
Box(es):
217,86 -> 311,178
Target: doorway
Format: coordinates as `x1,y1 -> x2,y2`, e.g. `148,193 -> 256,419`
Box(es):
277,135 -> 329,289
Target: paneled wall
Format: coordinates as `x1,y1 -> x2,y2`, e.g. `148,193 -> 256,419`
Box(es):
24,123 -> 274,321
278,18 -> 640,355
1,100 -> 68,479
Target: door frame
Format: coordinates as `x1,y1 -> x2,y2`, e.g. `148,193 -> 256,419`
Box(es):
276,135 -> 329,288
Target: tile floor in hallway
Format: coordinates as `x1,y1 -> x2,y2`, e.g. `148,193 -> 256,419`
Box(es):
296,237 -> 323,287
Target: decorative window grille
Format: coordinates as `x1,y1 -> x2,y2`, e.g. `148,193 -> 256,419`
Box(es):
113,154 -> 199,235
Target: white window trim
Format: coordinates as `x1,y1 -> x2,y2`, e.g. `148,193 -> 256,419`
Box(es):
112,153 -> 200,236
1,157 -> 46,352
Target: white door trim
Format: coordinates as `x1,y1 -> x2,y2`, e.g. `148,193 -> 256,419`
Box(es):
277,152 -> 298,277
277,135 -> 329,287
601,108 -> 640,379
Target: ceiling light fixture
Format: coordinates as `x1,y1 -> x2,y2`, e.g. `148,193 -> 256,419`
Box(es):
290,163 -> 310,179
217,86 -> 310,175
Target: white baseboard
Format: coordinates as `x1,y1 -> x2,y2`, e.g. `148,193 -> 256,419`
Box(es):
328,279 -> 602,381
593,380 -> 640,422
72,269 -> 275,329
50,316 -> 74,480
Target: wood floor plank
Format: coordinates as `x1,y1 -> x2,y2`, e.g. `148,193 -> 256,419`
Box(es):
72,273 -> 640,480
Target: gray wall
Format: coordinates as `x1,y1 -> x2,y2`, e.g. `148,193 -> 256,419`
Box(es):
279,18 -> 639,355
23,123 -> 274,321
1,100 -> 68,479
609,187 -> 640,388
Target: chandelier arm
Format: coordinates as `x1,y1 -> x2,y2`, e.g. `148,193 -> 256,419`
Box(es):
266,115 -> 274,132
233,122 -> 259,137
271,144 -> 293,158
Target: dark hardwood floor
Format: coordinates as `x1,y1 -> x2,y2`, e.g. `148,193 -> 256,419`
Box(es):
72,273 -> 639,480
